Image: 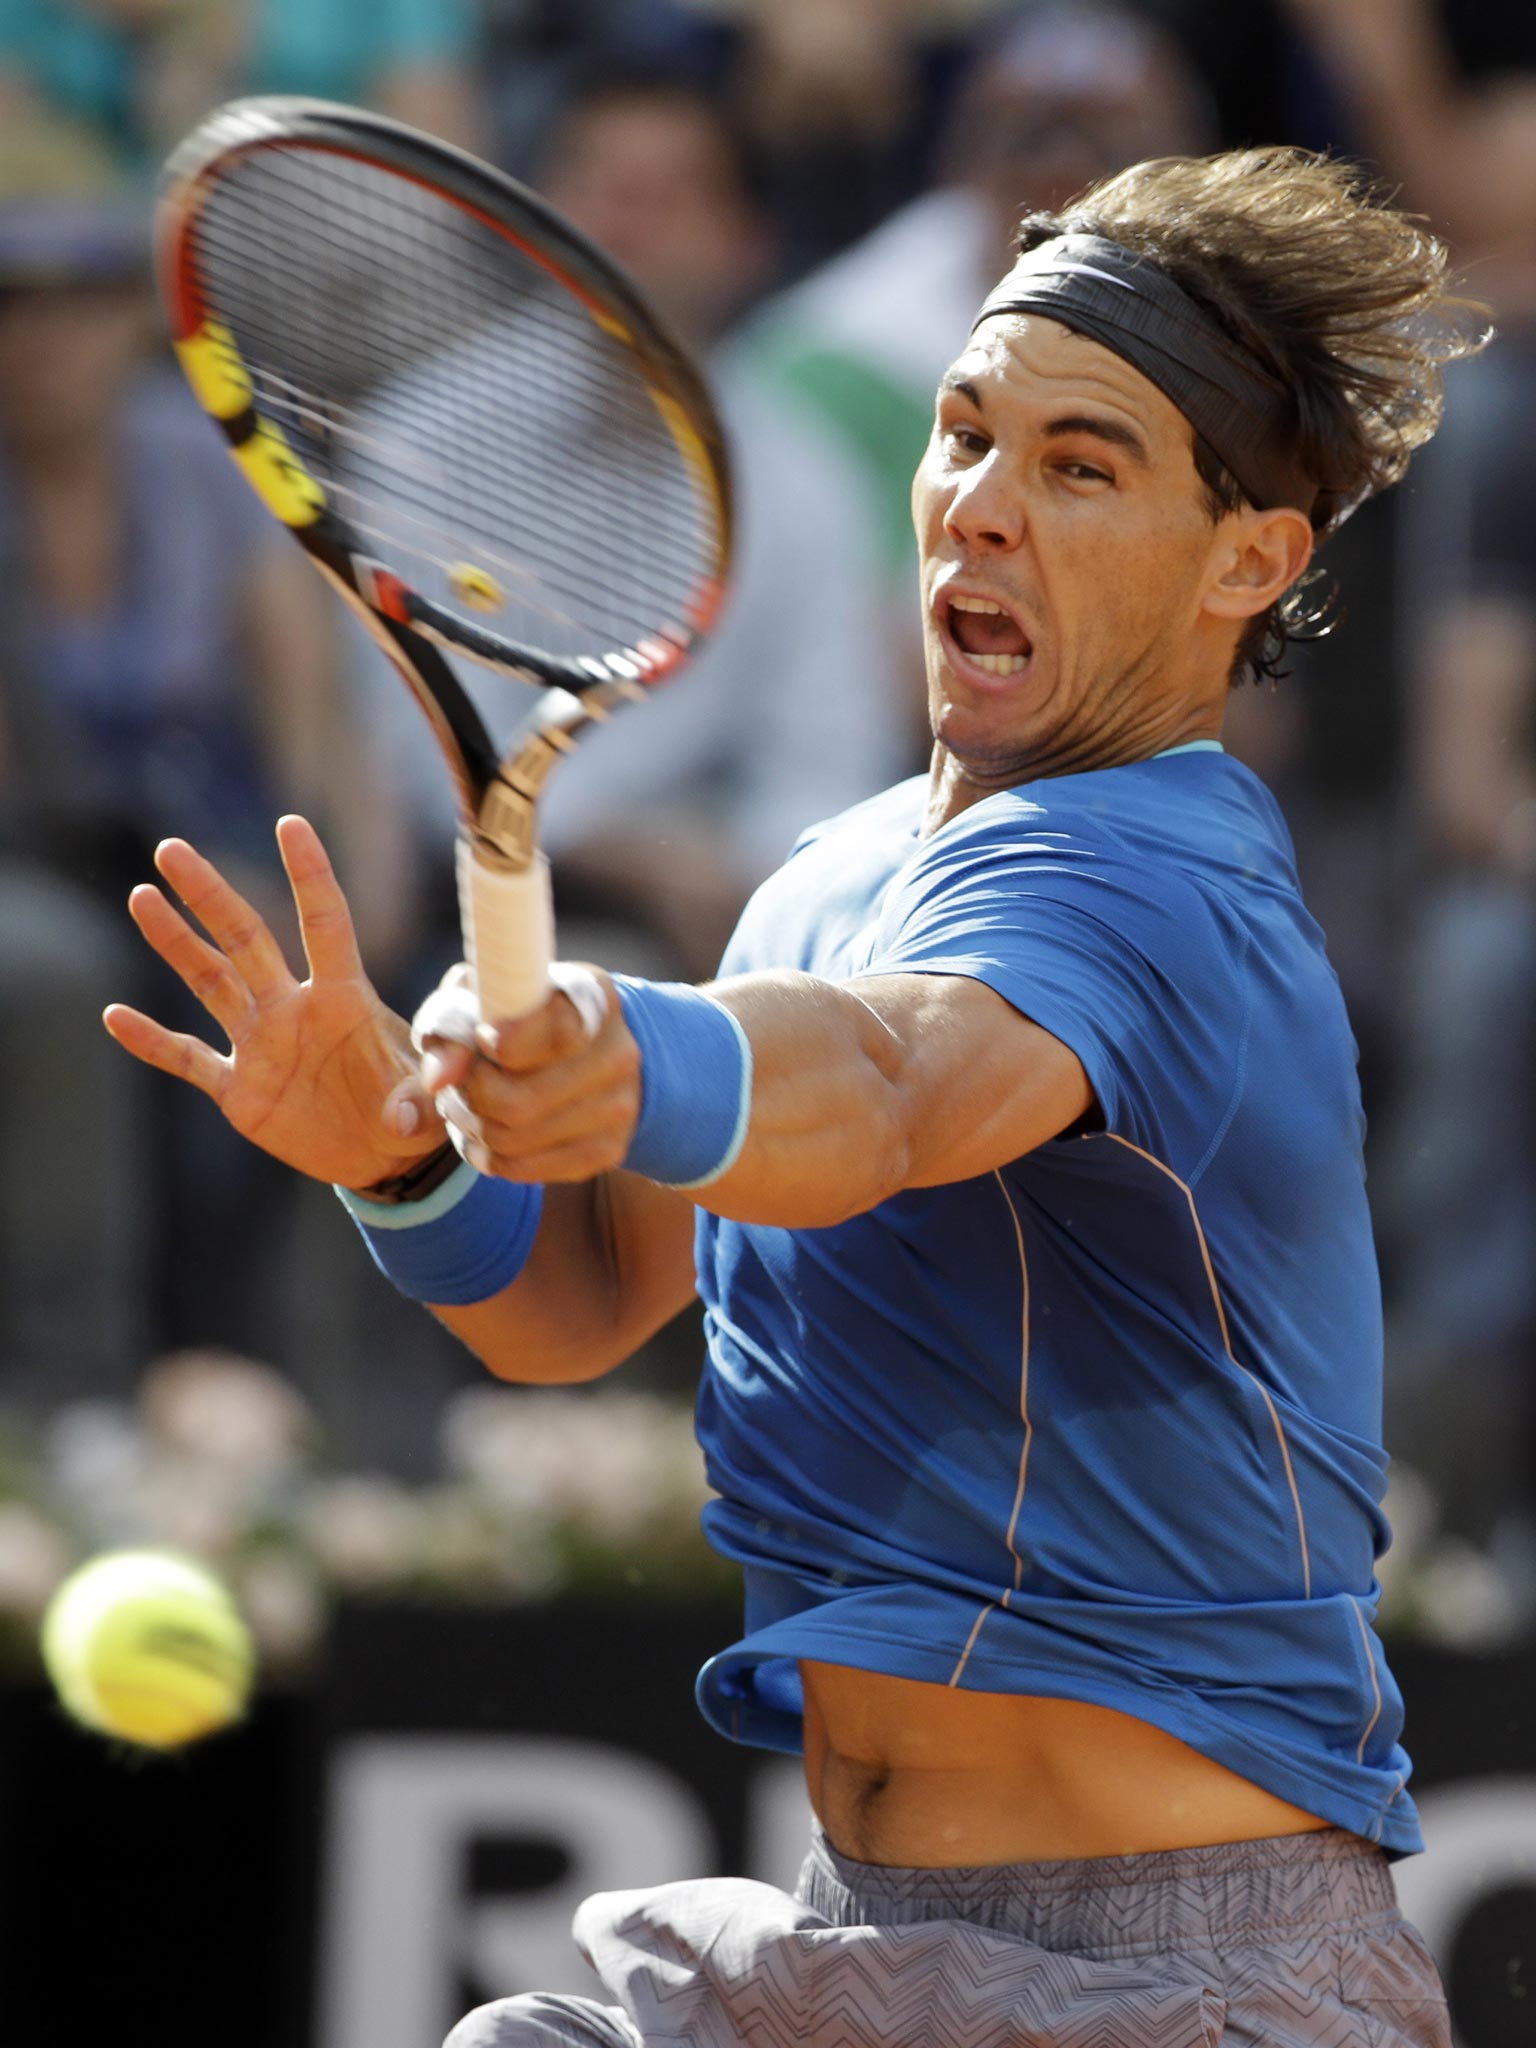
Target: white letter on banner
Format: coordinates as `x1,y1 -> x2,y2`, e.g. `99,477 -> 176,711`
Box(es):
317,1737 -> 714,2048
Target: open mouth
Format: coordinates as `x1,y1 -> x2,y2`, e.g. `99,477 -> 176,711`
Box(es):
942,593 -> 1033,676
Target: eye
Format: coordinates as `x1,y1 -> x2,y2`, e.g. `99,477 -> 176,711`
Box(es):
944,424 -> 991,458
1055,459 -> 1112,485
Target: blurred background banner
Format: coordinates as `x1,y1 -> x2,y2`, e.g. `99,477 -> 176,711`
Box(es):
0,1617 -> 1532,2048
2,2 -> 1535,2043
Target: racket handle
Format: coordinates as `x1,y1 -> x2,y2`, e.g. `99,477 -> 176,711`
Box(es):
456,836 -> 554,1024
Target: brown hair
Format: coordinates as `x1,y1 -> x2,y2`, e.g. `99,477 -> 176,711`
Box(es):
1017,148 -> 1489,681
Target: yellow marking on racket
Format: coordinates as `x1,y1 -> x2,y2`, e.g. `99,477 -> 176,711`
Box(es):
451,563 -> 505,613
174,320 -> 253,421
234,419 -> 327,527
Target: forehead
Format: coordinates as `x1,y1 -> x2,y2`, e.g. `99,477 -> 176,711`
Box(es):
945,313 -> 1196,456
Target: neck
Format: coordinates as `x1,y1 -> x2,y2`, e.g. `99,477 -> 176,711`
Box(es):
922,700 -> 1225,836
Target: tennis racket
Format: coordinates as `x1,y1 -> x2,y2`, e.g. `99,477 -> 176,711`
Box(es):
156,96 -> 732,1022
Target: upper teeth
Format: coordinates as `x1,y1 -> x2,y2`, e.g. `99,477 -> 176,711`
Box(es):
950,595 -> 1006,614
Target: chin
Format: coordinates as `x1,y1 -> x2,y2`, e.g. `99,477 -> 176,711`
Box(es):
931,693 -> 1053,781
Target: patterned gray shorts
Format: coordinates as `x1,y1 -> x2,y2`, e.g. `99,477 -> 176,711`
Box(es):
445,1825 -> 1449,2048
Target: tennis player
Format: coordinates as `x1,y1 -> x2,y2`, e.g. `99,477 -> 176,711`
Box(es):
108,149 -> 1477,2046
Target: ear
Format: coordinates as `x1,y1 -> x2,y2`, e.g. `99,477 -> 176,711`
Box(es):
1201,507 -> 1315,624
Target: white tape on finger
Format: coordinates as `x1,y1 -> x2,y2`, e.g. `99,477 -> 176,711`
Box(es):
411,963 -> 482,1053
548,962 -> 608,1042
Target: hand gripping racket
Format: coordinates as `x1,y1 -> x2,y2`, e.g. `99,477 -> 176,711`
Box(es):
156,97 -> 732,1022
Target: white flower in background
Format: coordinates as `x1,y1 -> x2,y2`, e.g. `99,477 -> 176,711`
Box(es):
0,1503 -> 76,1619
131,1456 -> 249,1558
301,1475 -> 425,1590
419,1487 -> 535,1593
441,1387 -> 711,1543
139,1351 -> 314,1489
0,1377 -> 721,1646
1414,1536 -> 1525,1650
1377,1463 -> 1439,1615
43,1401 -> 145,1536
231,1551 -> 326,1665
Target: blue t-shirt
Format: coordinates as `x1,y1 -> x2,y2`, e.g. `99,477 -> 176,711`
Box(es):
693,747 -> 1420,1857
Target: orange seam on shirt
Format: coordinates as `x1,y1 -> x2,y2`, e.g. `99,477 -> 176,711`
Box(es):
948,1601 -> 995,1686
1350,1598 -> 1384,1765
1101,1133 -> 1314,1601
992,1169 -> 1034,1600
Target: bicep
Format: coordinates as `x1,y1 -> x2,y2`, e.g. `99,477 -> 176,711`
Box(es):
850,971 -> 1094,1187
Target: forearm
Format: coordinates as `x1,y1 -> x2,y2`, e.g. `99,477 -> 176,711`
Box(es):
660,968 -> 1090,1224
695,971 -> 911,1227
431,1171 -> 697,1383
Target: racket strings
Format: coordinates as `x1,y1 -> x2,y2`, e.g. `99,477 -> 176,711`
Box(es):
200,221 -> 715,615
241,361 -> 699,645
186,144 -> 722,663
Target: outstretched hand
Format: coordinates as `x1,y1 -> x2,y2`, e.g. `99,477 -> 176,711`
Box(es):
104,816 -> 447,1193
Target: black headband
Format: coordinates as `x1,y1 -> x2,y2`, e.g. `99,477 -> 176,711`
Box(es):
972,233 -> 1317,519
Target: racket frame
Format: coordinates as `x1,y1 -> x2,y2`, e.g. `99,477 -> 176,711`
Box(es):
155,97 -> 733,1017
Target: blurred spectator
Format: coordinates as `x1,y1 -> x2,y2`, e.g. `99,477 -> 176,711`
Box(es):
485,0 -> 730,177
0,0 -> 485,186
1285,0 -> 1536,1547
371,68 -> 909,981
732,1 -> 1214,710
1280,0 -> 1536,306
702,0 -> 1014,274
0,191 -> 414,1386
490,1 -> 1016,277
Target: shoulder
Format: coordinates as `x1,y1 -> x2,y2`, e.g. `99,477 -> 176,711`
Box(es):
902,752 -> 1291,900
787,776 -> 928,859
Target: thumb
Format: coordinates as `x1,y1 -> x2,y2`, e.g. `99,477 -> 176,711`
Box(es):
382,1075 -> 443,1143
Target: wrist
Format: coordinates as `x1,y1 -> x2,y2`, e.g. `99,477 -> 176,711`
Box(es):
353,1140 -> 460,1205
612,977 -> 753,1189
336,1162 -> 543,1303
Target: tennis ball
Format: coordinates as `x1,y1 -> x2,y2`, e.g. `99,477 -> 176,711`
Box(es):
40,1549 -> 255,1751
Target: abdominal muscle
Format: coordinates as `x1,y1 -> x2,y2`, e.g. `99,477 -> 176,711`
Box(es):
800,1660 -> 1331,1867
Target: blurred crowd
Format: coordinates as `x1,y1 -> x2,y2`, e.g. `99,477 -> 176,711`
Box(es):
0,0 -> 1533,1638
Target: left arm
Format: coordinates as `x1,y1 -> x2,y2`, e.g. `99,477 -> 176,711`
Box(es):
457,967 -> 1093,1226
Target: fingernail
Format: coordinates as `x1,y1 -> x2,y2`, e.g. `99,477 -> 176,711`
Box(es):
475,1023 -> 500,1056
420,1052 -> 445,1092
395,1097 -> 419,1137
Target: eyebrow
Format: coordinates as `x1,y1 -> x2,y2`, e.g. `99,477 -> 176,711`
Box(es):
937,371 -> 1152,469
1044,414 -> 1151,467
938,370 -> 983,405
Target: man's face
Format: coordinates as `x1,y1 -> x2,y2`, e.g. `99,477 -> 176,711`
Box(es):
913,312 -> 1234,785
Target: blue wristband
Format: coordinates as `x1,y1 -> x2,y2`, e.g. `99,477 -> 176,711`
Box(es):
613,978 -> 753,1188
335,1160 -> 543,1304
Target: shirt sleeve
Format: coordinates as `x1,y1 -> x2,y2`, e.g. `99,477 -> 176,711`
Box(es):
858,799 -> 1249,1180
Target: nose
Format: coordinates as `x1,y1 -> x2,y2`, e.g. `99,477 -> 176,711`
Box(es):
942,452 -> 1026,553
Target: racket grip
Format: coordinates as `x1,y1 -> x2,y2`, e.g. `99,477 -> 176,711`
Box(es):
456,836 -> 554,1024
